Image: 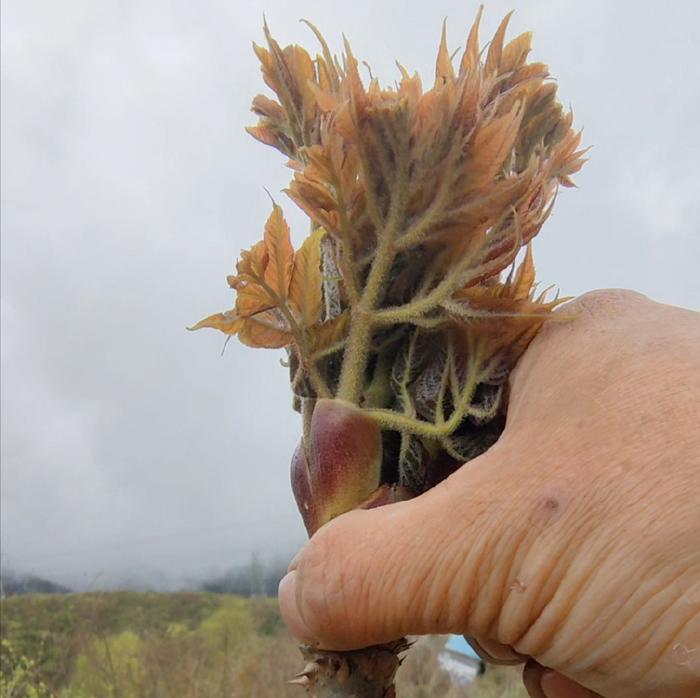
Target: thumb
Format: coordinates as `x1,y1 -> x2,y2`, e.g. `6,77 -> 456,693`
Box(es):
279,440 -> 528,651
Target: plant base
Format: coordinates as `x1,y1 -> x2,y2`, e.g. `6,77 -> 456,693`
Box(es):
290,640 -> 410,697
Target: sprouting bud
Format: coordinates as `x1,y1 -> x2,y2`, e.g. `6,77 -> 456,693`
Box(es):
291,399 -> 382,535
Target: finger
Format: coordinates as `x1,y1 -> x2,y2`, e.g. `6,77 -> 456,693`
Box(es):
465,636 -> 527,665
278,441 -> 526,650
522,661 -> 603,698
523,660 -> 547,698
540,670 -> 604,698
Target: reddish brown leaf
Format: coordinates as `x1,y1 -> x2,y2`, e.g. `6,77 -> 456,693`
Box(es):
262,205 -> 294,301
501,32 -> 533,73
238,311 -> 292,349
188,310 -> 242,335
434,19 -> 455,86
289,229 -> 324,328
510,243 -> 535,300
485,11 -> 513,75
459,5 -> 483,74
470,103 -> 523,188
308,311 -> 350,354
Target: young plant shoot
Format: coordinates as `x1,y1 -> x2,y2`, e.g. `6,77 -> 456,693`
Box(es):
192,8 -> 586,696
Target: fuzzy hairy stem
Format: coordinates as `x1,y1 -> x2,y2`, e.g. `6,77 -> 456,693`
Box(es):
374,221 -> 522,327
363,345 -> 483,438
291,641 -> 409,697
307,361 -> 332,398
335,105 -> 410,404
336,237 -> 396,403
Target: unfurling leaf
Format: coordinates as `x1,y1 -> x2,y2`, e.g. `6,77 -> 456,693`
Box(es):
289,229 -> 324,327
510,243 -> 536,301
307,311 -> 350,355
434,20 -> 455,86
500,31 -> 533,73
238,311 -> 292,349
469,103 -> 524,189
485,11 -> 514,76
188,311 -> 242,335
263,205 -> 294,301
190,206 -> 299,349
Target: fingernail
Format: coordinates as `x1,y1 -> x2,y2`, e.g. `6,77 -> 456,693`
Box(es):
522,660 -> 547,698
465,636 -> 526,665
541,670 -> 594,698
278,571 -> 316,644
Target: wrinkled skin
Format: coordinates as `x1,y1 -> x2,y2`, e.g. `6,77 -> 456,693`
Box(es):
279,290 -> 700,698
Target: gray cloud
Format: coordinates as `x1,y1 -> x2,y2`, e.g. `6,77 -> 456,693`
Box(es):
2,0 -> 699,589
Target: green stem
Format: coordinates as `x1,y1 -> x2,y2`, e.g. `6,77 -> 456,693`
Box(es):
374,227 -> 523,326
335,109 -> 410,404
373,258 -> 471,325
336,237 -> 396,403
307,361 -> 331,398
362,351 -> 394,409
363,346 -> 482,437
310,339 -> 347,361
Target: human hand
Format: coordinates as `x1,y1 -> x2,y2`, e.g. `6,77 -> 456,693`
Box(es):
278,290 -> 700,698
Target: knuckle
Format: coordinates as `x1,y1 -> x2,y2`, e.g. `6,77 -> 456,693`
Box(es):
509,288 -> 654,412
567,288 -> 649,316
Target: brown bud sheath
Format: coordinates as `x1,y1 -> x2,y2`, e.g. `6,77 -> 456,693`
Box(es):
291,399 -> 383,535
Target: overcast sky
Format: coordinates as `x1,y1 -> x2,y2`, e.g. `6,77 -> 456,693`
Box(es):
2,0 -> 699,590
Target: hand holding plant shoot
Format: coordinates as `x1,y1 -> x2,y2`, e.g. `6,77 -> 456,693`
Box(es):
192,8 -> 586,696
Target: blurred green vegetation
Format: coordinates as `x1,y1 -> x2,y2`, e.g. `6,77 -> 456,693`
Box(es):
1,593 -> 526,697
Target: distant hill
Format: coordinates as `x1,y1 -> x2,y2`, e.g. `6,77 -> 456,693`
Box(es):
200,556 -> 288,597
1,570 -> 71,597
